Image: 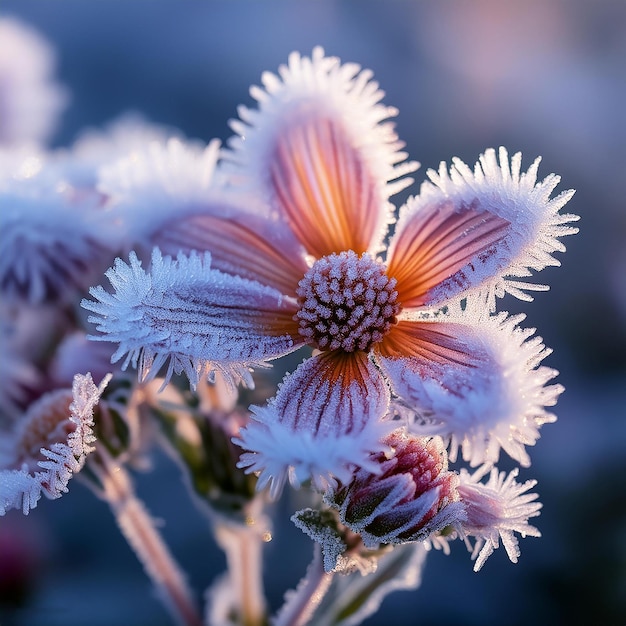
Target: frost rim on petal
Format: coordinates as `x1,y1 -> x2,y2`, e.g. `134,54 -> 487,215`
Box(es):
223,46 -> 419,256
407,146 -> 578,309
82,248 -> 299,389
380,303 -> 563,468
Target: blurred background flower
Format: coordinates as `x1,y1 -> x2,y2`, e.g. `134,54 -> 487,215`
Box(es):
0,1 -> 624,624
0,16 -> 67,146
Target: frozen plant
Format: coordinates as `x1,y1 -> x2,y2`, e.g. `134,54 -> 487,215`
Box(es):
0,27 -> 578,626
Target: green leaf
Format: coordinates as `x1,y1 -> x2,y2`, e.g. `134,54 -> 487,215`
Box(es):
311,543 -> 427,626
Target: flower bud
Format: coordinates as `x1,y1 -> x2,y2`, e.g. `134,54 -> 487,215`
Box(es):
152,386 -> 258,521
326,430 -> 464,548
1,373 -> 109,515
456,466 -> 542,571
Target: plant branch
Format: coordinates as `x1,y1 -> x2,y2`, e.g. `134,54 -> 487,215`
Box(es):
273,545 -> 334,626
87,446 -> 203,626
213,512 -> 268,626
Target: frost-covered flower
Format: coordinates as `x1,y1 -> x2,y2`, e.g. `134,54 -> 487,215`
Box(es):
0,373 -> 110,515
325,430 -> 463,548
95,134 -> 226,255
83,48 -> 578,497
0,113 -> 203,304
70,113 -> 183,184
0,314 -> 41,420
456,466 -> 542,571
0,17 -> 67,146
0,149 -> 115,304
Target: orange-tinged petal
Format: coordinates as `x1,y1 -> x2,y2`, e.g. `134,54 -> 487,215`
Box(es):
236,350 -> 393,498
376,320 -> 478,367
387,199 -> 511,308
393,148 -> 578,310
275,350 -> 390,436
269,109 -> 383,259
375,310 -> 563,468
150,211 -> 307,297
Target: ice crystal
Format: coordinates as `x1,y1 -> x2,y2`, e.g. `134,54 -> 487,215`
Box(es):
83,249 -> 297,389
0,373 -> 110,515
457,466 -> 542,571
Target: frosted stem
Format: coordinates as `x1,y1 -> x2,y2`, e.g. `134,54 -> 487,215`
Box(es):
214,516 -> 267,626
88,447 -> 203,626
274,545 -> 334,626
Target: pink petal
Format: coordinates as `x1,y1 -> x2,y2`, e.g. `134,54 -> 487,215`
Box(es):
224,48 -> 418,257
236,350 -> 393,498
387,198 -> 511,308
274,350 -> 390,436
150,208 -> 307,297
391,148 -> 578,310
375,313 -> 562,467
269,110 -> 384,259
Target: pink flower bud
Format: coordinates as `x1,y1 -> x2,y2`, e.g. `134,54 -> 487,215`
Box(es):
326,430 -> 464,548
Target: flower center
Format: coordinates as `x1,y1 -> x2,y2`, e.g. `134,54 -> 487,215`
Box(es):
295,251 -> 401,352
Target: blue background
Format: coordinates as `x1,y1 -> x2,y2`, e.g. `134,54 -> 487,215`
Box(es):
1,2 -> 625,625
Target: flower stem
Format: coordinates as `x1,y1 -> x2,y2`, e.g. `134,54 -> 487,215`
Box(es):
87,446 -> 203,626
214,514 -> 268,626
274,545 -> 334,626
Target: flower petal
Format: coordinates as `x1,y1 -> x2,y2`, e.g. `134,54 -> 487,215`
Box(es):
82,249 -> 300,389
387,198 -> 511,308
376,309 -> 562,467
267,111 -> 385,258
390,147 -> 578,310
98,136 -> 309,295
457,467 -> 542,572
236,350 -> 393,498
224,47 -> 418,257
376,320 -> 478,366
150,210 -> 307,297
0,172 -> 112,304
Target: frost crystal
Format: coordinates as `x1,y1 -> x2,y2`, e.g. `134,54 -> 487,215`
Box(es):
413,147 -> 579,309
0,373 -> 110,515
456,466 -> 542,571
83,249 -> 297,389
